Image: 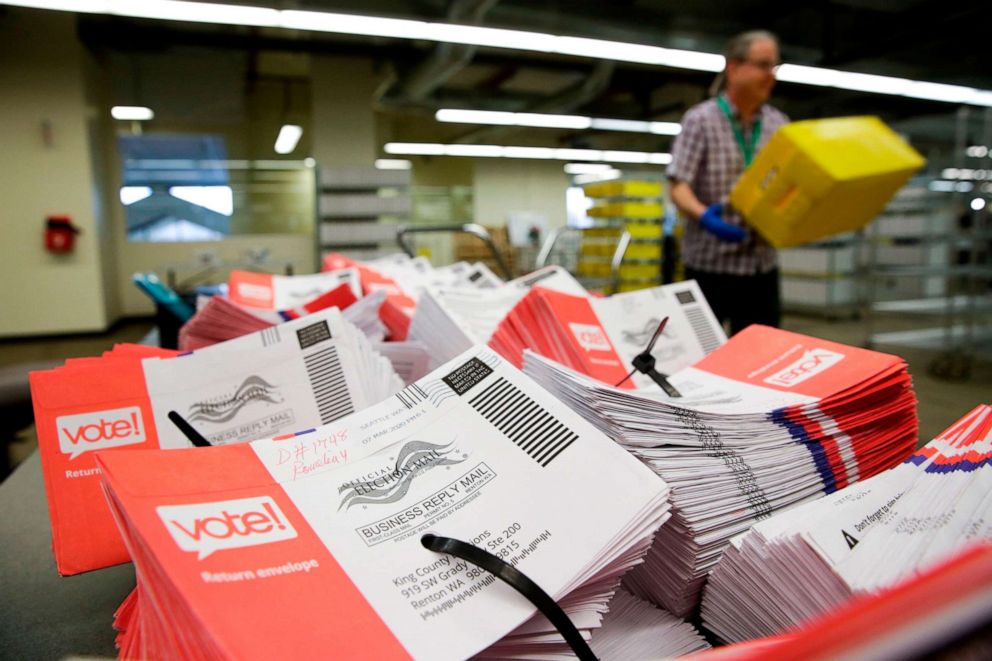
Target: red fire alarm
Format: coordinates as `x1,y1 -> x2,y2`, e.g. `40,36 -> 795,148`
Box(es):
45,215 -> 81,253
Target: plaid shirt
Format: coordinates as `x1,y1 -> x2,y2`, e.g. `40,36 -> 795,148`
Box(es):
667,97 -> 789,275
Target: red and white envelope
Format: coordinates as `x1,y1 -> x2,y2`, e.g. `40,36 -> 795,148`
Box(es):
491,280 -> 726,387
227,269 -> 361,310
30,309 -> 401,575
523,324 -> 919,616
100,347 -> 671,660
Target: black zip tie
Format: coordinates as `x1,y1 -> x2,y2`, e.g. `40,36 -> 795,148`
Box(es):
167,410 -> 212,447
421,534 -> 597,661
614,317 -> 682,397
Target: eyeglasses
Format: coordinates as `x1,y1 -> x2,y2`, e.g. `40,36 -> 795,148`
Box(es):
742,58 -> 781,74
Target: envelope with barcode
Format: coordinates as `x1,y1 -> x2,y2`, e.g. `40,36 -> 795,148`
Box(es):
408,265 -> 588,371
524,324 -> 918,616
30,308 -> 402,575
228,269 -> 362,310
101,347 -> 671,660
702,403 -> 992,643
491,280 -> 726,388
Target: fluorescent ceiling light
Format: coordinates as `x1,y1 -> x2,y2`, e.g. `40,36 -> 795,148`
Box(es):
564,163 -> 614,174
573,169 -> 622,185
649,122 -> 681,135
501,146 -> 557,159
927,180 -> 956,193
273,124 -> 303,154
444,144 -> 503,157
589,118 -> 651,132
942,167 -> 992,181
384,142 -> 669,164
513,113 -> 590,130
554,148 -> 602,161
436,109 -> 590,129
8,1 -> 992,106
385,142 -> 444,155
966,145 -> 989,158
438,109 -> 678,135
111,105 -> 154,120
437,109 -> 516,125
602,150 -> 650,164
971,197 -> 986,211
374,158 -> 412,170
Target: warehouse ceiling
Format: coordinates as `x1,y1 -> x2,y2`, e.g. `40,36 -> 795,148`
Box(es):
66,0 -> 992,159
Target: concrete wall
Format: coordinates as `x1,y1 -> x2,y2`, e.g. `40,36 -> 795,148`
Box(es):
473,158 -> 569,230
0,10 -> 111,336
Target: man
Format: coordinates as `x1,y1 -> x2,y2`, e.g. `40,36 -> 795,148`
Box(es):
668,30 -> 788,335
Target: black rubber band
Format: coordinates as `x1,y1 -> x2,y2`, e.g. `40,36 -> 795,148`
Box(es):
167,410 -> 212,447
614,316 -> 682,397
420,534 -> 597,661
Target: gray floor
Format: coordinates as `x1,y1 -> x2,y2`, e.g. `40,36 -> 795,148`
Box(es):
2,314 -> 989,474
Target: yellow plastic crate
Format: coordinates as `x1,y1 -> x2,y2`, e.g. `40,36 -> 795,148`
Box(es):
730,116 -> 925,248
624,243 -> 662,260
624,222 -> 663,239
579,242 -> 617,257
588,202 -> 663,219
581,227 -> 623,239
617,281 -> 658,292
583,180 -> 663,198
577,261 -> 612,278
618,263 -> 660,280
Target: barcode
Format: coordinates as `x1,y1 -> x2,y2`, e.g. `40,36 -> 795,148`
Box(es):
396,383 -> 428,409
304,345 -> 354,424
469,378 -> 577,467
675,289 -> 696,304
685,306 -> 722,354
261,327 -> 280,347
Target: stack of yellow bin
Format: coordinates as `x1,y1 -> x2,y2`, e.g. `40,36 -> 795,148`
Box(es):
731,116 -> 926,248
580,180 -> 665,292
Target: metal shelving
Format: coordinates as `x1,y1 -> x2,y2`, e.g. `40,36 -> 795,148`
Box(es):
862,179 -> 991,379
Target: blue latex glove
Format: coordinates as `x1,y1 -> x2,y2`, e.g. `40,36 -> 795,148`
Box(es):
700,203 -> 746,243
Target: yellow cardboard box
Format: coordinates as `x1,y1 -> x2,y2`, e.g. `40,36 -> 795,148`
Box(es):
730,116 -> 925,248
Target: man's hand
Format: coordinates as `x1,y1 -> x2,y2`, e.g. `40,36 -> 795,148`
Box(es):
699,203 -> 746,243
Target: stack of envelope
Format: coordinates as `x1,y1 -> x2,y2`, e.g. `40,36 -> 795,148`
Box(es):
99,347 -> 672,660
700,404 -> 991,643
408,266 -> 587,371
588,589 -> 710,659
372,340 -> 432,386
29,309 -> 402,575
320,254 -> 422,340
523,324 -> 919,616
323,253 -> 507,341
227,269 -> 362,310
179,283 -> 368,350
691,543 -> 992,661
490,280 -> 725,383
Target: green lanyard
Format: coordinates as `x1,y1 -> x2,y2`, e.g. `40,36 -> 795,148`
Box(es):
716,95 -> 762,166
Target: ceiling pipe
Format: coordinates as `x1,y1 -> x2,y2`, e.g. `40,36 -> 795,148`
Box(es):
452,59 -> 616,144
390,0 -> 500,102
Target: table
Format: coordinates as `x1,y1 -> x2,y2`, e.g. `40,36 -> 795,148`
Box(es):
0,451 -> 135,658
